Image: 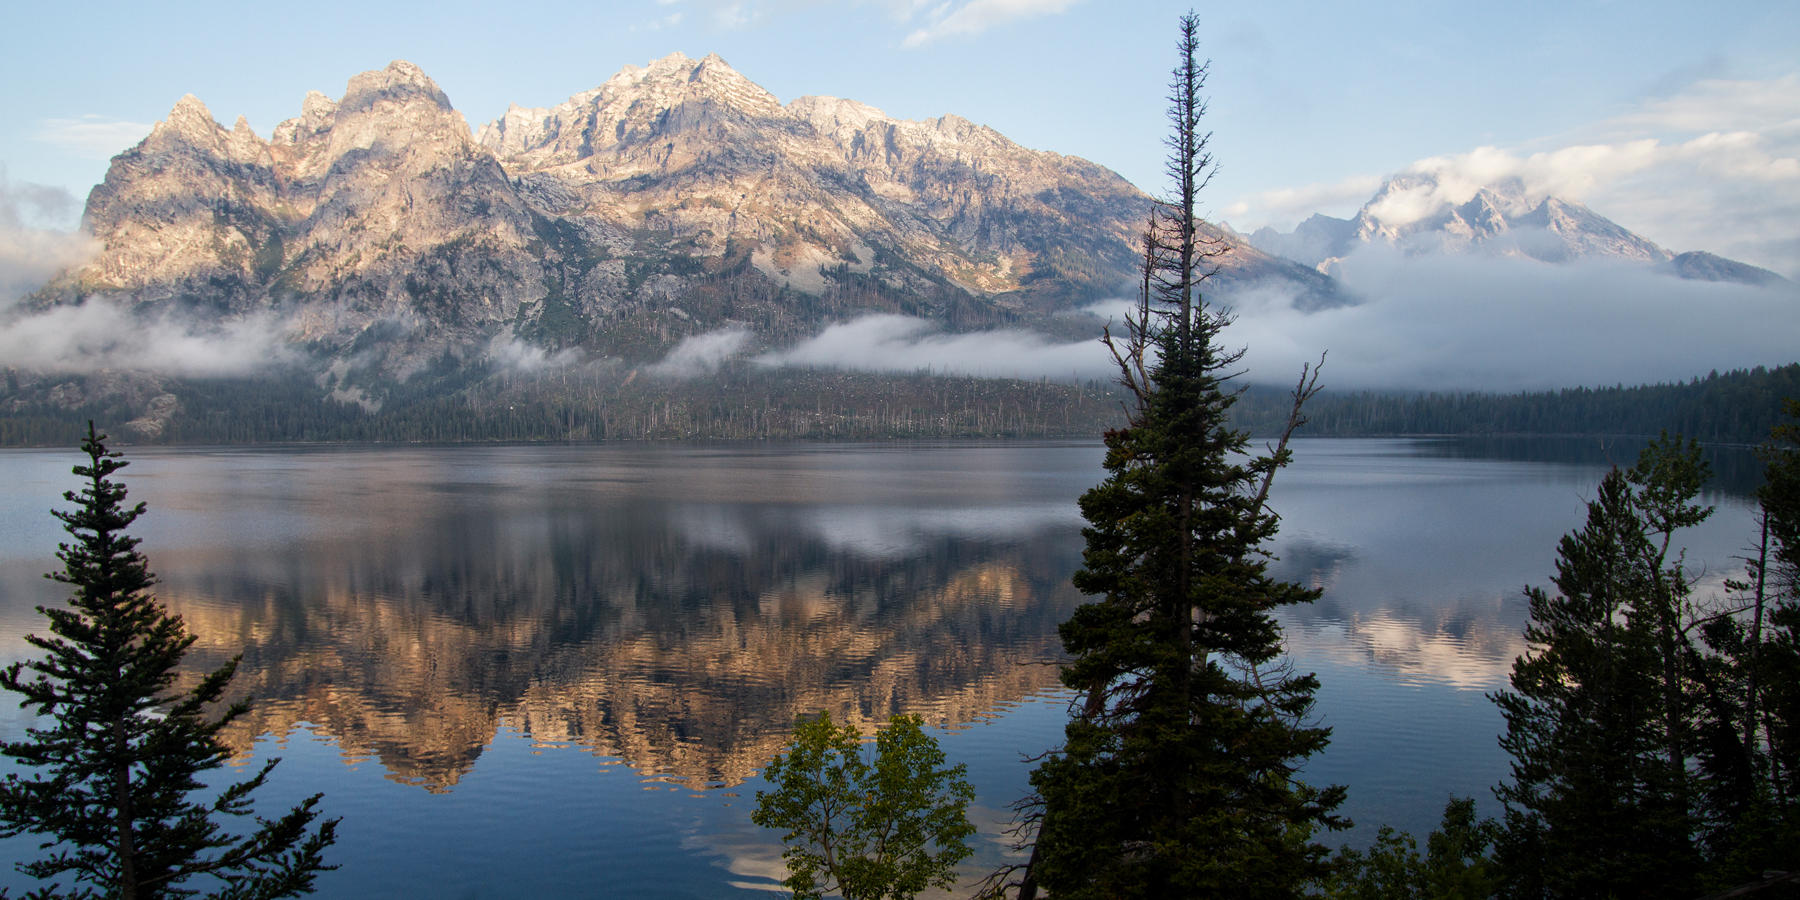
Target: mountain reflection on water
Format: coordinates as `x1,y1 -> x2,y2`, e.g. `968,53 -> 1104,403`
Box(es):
0,444 -> 1095,794
162,536 -> 1081,791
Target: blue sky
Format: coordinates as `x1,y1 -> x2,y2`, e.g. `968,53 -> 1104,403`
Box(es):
1,0 -> 1796,275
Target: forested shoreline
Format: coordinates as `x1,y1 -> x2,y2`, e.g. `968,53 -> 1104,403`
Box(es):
2,362 -> 1794,448
1234,362 -> 1800,445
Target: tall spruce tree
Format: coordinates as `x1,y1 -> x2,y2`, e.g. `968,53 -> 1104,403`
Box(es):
0,424 -> 337,899
1760,402 -> 1800,815
1014,12 -> 1339,898
1491,437 -> 1711,898
1691,400 -> 1800,887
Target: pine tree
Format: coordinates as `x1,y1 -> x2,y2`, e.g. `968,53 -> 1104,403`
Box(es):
1691,400 -> 1800,886
1013,12 -> 1339,898
1761,401 -> 1800,812
0,424 -> 337,899
1491,438 -> 1711,898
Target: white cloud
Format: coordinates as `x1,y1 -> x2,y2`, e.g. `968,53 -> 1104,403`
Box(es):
1,177 -> 286,380
484,333 -> 584,374
1222,174 -> 1383,230
1604,74 -> 1800,137
754,314 -> 1111,379
33,115 -> 153,160
0,176 -> 97,304
0,301 -> 298,377
900,0 -> 1082,48
712,1 -> 755,29
633,10 -> 685,31
1226,246 -> 1800,393
647,327 -> 751,378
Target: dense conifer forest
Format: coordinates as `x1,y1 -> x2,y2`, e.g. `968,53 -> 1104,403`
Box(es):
1234,363 -> 1800,445
2,362 -> 1794,447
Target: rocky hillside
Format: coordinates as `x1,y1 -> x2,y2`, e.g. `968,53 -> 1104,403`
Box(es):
1249,174 -> 1788,286
22,53 -> 1340,416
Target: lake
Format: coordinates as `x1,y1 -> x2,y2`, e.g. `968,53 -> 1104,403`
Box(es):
0,438 -> 1764,896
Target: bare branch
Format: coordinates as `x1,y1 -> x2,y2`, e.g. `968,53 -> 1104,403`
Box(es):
1251,352 -> 1326,516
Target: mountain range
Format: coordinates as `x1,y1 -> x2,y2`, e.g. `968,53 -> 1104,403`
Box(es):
1246,174 -> 1789,286
22,55 -> 1332,393
3,54 -> 1787,442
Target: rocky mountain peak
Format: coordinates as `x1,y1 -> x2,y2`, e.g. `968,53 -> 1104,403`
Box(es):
300,90 -> 337,124
339,59 -> 455,115
684,52 -> 781,116
153,94 -> 223,146
226,115 -> 268,165
1244,171 -> 1784,284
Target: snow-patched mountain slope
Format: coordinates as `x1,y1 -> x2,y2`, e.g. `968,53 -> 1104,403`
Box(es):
1248,173 -> 1785,287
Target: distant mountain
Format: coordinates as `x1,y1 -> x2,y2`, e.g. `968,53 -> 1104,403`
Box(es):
16,54 -> 1342,419
1247,174 -> 1788,287
1666,251 -> 1791,287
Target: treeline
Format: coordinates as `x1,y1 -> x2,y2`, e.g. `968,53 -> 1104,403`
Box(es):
0,367 -> 1131,447
4,362 -> 1795,447
1235,363 -> 1800,444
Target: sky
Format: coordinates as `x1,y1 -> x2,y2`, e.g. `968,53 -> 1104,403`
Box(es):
1,0 -> 1797,390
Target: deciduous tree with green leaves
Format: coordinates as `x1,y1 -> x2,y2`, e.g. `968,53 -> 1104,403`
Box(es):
752,712 -> 975,900
0,424 -> 337,900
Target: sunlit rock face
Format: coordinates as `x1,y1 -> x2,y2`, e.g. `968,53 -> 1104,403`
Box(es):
476,51 -> 1145,300
60,62 -> 545,385
30,52 -> 1344,404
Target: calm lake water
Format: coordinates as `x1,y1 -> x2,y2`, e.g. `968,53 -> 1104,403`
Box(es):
0,438 -> 1763,896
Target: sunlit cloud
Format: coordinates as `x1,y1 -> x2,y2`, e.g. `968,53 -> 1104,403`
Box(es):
900,0 -> 1083,48
33,115 -> 153,160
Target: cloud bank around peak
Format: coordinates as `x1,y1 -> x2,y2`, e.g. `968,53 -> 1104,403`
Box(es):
0,175 -> 97,303
1224,247 -> 1800,393
2,179 -> 303,379
1225,74 -> 1800,279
